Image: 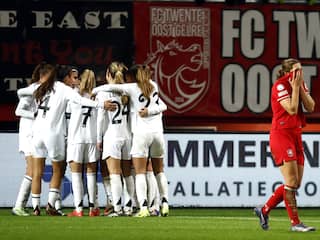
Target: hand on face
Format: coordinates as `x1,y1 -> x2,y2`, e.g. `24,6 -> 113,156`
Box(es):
289,63 -> 302,89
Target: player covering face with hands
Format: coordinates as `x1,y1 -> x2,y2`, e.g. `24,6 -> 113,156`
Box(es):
254,58 -> 315,232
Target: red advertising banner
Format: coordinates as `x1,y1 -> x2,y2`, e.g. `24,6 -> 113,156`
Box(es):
134,2 -> 320,122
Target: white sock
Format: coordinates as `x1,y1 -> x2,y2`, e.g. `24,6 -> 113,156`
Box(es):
32,193 -> 41,210
48,188 -> 60,208
86,172 -> 97,210
146,171 -> 157,210
156,172 -> 169,204
15,175 -> 32,208
122,179 -> 131,213
71,172 -> 83,211
110,174 -> 123,212
154,186 -> 160,211
55,192 -> 62,211
135,173 -> 147,210
94,183 -> 99,209
103,176 -> 113,206
123,176 -> 134,208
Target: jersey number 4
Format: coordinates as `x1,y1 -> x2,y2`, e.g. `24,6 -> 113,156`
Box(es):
38,96 -> 50,117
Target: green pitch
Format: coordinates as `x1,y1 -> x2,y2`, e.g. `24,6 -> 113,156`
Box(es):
0,208 -> 319,240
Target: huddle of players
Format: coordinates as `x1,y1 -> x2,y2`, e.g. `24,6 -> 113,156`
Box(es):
12,61 -> 169,217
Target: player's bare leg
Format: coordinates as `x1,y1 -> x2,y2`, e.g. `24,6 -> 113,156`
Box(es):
31,157 -> 45,215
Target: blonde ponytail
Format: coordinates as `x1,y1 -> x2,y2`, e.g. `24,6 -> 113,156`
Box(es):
79,69 -> 96,96
136,65 -> 154,99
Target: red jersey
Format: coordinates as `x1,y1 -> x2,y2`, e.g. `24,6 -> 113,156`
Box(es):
271,74 -> 306,130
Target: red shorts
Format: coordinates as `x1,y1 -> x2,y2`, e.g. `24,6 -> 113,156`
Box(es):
269,128 -> 304,166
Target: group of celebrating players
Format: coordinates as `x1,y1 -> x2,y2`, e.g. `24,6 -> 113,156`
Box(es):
12,61 -> 169,218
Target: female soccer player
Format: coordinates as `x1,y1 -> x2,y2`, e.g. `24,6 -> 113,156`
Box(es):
12,63 -> 50,216
53,65 -> 79,216
67,69 -> 100,217
96,62 -> 134,216
93,64 -> 169,217
17,65 -> 109,216
254,59 -> 315,232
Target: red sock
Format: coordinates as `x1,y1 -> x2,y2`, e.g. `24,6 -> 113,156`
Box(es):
283,185 -> 300,225
262,184 -> 284,215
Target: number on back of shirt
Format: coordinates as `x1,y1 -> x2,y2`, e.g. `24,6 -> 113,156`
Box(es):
81,106 -> 92,127
38,96 -> 50,117
111,100 -> 129,124
138,92 -> 159,108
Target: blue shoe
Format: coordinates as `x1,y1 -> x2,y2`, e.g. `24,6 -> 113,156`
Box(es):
291,223 -> 316,232
254,207 -> 269,230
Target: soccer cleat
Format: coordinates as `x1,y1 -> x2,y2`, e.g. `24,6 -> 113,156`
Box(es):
161,202 -> 169,217
132,207 -> 139,214
33,206 -> 41,216
254,207 -> 269,230
89,208 -> 100,217
133,208 -> 150,218
291,223 -> 316,232
123,208 -> 133,217
149,209 -> 160,217
67,210 -> 83,217
12,207 -> 30,216
107,209 -> 123,217
103,206 -> 114,216
56,209 -> 66,216
45,204 -> 60,216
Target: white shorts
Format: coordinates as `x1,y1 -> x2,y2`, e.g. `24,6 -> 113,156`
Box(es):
67,143 -> 98,164
19,132 -> 33,156
102,138 -> 131,160
130,132 -> 164,158
32,132 -> 66,161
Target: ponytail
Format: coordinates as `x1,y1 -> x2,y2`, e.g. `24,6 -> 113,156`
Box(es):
34,64 -> 56,103
31,61 -> 47,84
136,64 -> 154,99
79,69 -> 96,96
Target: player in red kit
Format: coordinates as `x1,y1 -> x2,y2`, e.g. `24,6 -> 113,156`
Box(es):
254,59 -> 316,232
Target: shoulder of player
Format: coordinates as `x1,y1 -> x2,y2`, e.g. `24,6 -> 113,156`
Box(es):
273,77 -> 290,90
55,81 -> 74,92
96,91 -> 111,100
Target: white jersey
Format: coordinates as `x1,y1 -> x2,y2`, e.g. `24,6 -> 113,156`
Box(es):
96,91 -> 131,142
19,81 -> 102,136
93,80 -> 167,134
18,81 -> 103,160
15,94 -> 37,155
68,92 -> 97,144
17,82 -> 39,99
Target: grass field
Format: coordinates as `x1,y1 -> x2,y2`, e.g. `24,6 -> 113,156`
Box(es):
0,208 -> 319,240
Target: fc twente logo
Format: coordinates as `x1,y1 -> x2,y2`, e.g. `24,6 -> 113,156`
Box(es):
144,40 -> 209,113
